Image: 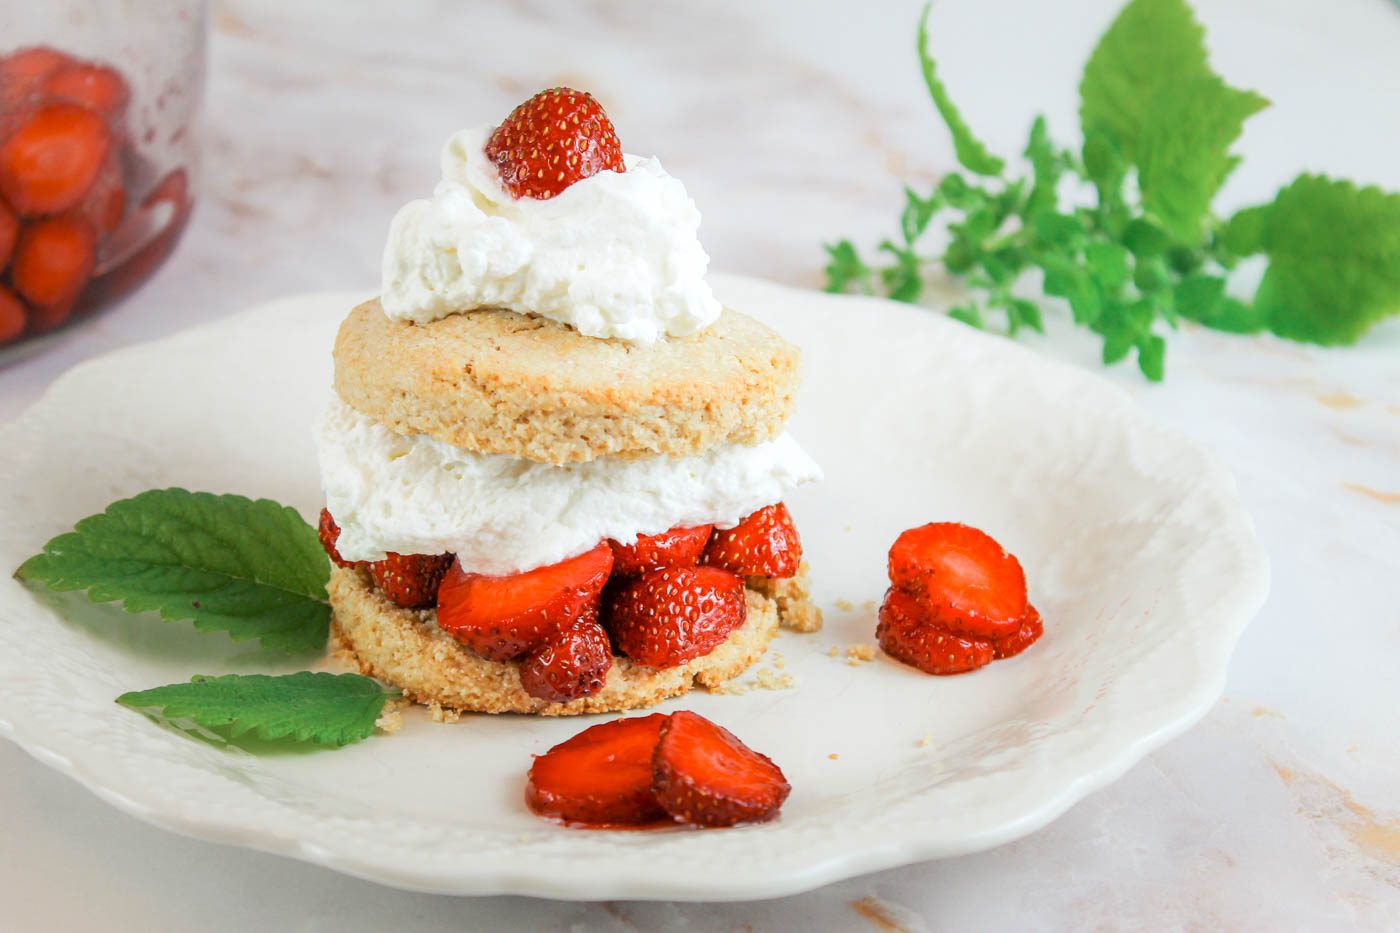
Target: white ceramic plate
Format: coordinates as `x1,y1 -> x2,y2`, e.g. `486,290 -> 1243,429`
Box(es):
0,275 -> 1268,901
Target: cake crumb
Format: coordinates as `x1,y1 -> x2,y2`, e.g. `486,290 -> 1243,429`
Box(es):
427,702 -> 461,724
828,753 -> 840,760
707,679 -> 751,696
861,600 -> 877,613
846,643 -> 876,662
918,733 -> 933,748
755,667 -> 796,691
827,645 -> 841,658
375,697 -> 407,734
835,598 -> 854,612
771,651 -> 786,670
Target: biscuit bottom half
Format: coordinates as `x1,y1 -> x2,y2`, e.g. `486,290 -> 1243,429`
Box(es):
329,563 -> 821,716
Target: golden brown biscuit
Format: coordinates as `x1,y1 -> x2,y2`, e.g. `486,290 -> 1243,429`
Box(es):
332,299 -> 800,465
329,564 -> 819,715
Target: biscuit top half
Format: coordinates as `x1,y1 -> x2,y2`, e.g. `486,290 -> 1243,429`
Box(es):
332,299 -> 801,465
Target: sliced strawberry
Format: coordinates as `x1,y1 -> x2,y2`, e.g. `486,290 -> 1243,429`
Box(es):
652,710 -> 790,827
703,503 -> 802,578
992,604 -> 1043,660
526,713 -> 669,826
609,524 -> 714,578
607,565 -> 747,668
437,543 -> 614,661
25,295 -> 74,333
41,63 -> 130,123
10,215 -> 95,309
368,551 -> 452,610
317,508 -> 365,569
0,103 -> 112,215
0,197 -> 16,270
876,587 -> 994,675
0,285 -> 27,345
484,87 -> 625,200
519,606 -> 612,703
887,522 -> 1026,639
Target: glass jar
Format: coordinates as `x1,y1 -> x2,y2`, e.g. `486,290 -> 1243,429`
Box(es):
0,0 -> 206,356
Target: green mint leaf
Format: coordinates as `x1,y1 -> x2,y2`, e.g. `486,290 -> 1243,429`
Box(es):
918,3 -> 1004,177
1024,116 -> 1066,218
878,240 -> 924,303
1217,204 -> 1268,258
948,302 -> 984,328
937,172 -> 980,208
1122,217 -> 1169,257
1137,334 -> 1167,381
1086,241 -> 1132,291
17,489 -> 331,653
1136,74 -> 1267,240
900,186 -> 941,244
1079,0 -> 1267,240
118,672 -> 392,749
1248,174 -> 1400,344
823,240 -> 873,294
1008,298 -> 1045,334
1081,129 -> 1128,204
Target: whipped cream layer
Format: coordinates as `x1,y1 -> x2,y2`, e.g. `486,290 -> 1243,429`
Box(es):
380,125 -> 722,345
316,398 -> 821,575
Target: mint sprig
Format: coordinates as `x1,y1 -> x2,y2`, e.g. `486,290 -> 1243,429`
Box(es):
117,673 -> 393,749
824,0 -> 1400,380
17,488 -> 331,652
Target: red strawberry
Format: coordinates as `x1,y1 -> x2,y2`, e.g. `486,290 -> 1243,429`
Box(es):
0,285 -> 26,345
992,604 -> 1043,660
0,103 -> 112,215
368,552 -> 452,610
77,154 -> 125,236
703,503 -> 802,578
26,295 -> 75,333
437,543 -> 614,661
876,587 -> 994,675
483,87 -> 625,200
607,565 -> 747,668
0,197 -> 16,270
10,215 -> 95,309
518,606 -> 612,703
317,508 -> 365,569
887,522 -> 1026,639
41,63 -> 130,124
526,713 -> 669,826
652,710 -> 790,827
608,524 -> 714,578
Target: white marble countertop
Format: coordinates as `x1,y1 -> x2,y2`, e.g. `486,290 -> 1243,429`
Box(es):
2,0 -> 1398,929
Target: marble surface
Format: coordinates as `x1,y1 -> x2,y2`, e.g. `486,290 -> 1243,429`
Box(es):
0,0 -> 1397,929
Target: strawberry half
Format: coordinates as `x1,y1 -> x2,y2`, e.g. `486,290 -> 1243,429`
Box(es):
437,543 -> 614,661
317,508 -> 365,569
606,565 -> 747,669
0,102 -> 112,215
484,87 -> 624,200
519,606 -> 612,703
887,522 -> 1026,639
703,503 -> 802,579
42,62 -> 130,124
369,552 -> 452,610
0,197 -> 16,271
992,604 -> 1043,660
876,587 -> 994,675
608,524 -> 714,578
652,710 -> 790,827
526,713 -> 669,826
10,215 -> 95,310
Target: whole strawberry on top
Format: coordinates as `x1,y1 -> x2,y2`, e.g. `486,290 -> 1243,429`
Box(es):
484,87 -> 626,200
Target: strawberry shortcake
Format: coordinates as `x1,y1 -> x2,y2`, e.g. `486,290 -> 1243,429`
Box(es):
316,89 -> 821,715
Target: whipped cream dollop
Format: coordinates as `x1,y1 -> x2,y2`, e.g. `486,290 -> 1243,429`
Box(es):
316,399 -> 822,575
380,125 -> 722,344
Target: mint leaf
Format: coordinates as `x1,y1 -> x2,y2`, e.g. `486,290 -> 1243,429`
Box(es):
1136,74 -> 1267,240
118,672 -> 392,749
17,489 -> 330,652
1080,0 -> 1267,240
823,240 -> 874,294
918,3 -> 1004,177
900,186 -> 940,244
1247,175 -> 1400,344
878,240 -> 924,302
